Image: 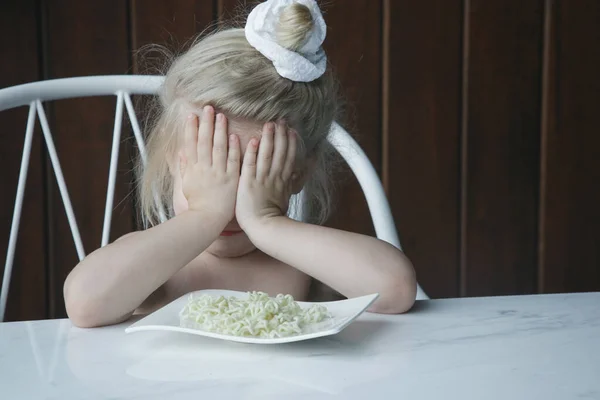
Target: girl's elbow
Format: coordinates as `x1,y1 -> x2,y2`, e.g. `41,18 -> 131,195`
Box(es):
64,282 -> 98,328
64,274 -> 122,328
63,261 -> 97,327
65,298 -> 98,328
369,268 -> 417,314
65,296 -> 130,328
66,309 -> 99,329
369,288 -> 416,314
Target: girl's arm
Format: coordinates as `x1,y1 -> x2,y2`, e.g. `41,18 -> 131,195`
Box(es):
246,218 -> 416,314
64,107 -> 241,327
64,210 -> 226,328
235,121 -> 416,314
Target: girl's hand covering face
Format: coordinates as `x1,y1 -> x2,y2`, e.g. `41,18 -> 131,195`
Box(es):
235,121 -> 297,231
179,106 -> 241,222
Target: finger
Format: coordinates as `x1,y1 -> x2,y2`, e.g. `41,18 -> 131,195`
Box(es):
212,113 -> 228,170
226,134 -> 241,176
256,122 -> 275,180
197,105 -> 214,166
241,138 -> 259,179
270,121 -> 288,178
179,151 -> 187,178
184,114 -> 198,164
281,129 -> 297,181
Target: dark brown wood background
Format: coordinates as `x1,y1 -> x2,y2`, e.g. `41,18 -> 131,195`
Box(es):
1,0 -> 598,321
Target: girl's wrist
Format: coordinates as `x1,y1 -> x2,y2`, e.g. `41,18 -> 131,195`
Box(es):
179,209 -> 230,235
243,215 -> 290,246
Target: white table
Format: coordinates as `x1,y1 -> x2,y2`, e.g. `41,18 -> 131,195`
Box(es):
1,293 -> 599,399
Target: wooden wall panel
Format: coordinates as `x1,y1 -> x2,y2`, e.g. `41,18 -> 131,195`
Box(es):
539,0 -> 600,293
43,0 -> 133,317
462,0 -> 544,296
386,0 -> 463,298
131,0 -> 216,56
218,1 -> 255,22
0,0 -> 47,321
321,1 -> 382,236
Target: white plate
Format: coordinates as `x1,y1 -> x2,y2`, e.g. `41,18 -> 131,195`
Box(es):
125,289 -> 379,344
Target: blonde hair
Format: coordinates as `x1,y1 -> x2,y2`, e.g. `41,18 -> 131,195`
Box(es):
137,3 -> 340,228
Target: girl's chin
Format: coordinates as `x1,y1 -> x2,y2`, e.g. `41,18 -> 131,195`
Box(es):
219,230 -> 244,237
207,233 -> 256,258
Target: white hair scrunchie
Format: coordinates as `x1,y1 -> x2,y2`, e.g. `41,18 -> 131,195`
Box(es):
244,0 -> 327,82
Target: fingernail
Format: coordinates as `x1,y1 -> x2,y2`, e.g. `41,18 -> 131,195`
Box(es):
229,134 -> 236,143
204,105 -> 211,114
187,113 -> 194,119
217,113 -> 223,122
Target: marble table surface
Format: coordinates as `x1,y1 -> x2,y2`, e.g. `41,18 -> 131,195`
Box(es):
1,292 -> 599,399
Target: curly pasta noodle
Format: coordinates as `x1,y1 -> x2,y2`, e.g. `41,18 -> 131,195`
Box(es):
179,291 -> 330,338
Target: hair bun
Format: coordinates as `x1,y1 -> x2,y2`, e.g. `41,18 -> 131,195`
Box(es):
276,3 -> 314,52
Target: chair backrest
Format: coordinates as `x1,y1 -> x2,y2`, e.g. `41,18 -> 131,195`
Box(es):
0,75 -> 427,320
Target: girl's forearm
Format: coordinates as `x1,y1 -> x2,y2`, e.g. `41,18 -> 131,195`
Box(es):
64,210 -> 226,327
247,217 -> 417,313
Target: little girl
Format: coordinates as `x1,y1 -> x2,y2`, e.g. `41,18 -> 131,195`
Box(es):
64,0 -> 417,328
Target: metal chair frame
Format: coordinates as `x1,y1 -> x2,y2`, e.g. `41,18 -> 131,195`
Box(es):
0,75 -> 427,321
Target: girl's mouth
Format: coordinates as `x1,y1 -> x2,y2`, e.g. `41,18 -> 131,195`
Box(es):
220,230 -> 243,237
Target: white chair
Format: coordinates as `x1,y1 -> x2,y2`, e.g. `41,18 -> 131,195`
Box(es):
0,75 -> 428,321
